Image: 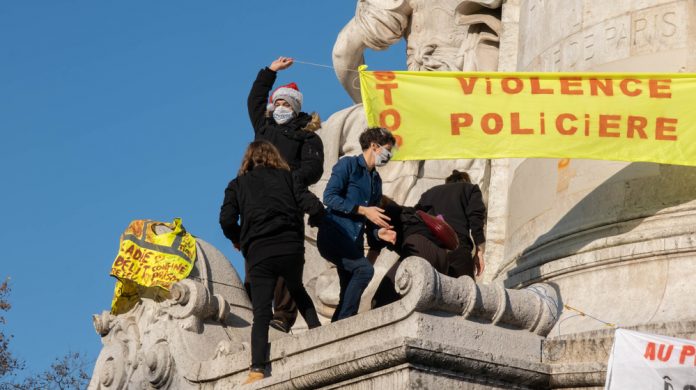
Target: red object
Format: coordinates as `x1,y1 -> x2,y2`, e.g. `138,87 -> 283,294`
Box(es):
416,210 -> 459,250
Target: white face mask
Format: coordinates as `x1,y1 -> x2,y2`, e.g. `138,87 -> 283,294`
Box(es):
374,145 -> 392,167
273,106 -> 294,124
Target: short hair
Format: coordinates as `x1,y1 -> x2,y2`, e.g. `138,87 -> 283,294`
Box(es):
358,127 -> 396,150
445,170 -> 471,184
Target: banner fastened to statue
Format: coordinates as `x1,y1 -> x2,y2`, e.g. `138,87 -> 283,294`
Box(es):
110,218 -> 196,314
359,66 -> 696,166
605,329 -> 696,389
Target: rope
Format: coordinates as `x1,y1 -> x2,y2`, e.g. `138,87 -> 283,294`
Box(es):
293,59 -> 361,74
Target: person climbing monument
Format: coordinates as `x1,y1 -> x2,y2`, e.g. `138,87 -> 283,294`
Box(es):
317,127 -> 397,322
247,56 -> 325,333
368,195 -> 462,308
416,169 -> 487,279
219,141 -> 324,385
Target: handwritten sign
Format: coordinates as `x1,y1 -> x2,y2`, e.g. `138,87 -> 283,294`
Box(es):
110,218 -> 196,314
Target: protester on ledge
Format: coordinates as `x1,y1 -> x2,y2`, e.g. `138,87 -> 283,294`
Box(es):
219,141 -> 324,385
368,195 -> 465,308
247,55 -> 325,334
317,127 -> 397,322
416,170 -> 487,279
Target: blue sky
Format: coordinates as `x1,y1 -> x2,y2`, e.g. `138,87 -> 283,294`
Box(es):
0,2 -> 404,377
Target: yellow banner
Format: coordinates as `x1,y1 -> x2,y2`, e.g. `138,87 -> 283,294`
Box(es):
110,218 -> 196,314
359,66 -> 696,166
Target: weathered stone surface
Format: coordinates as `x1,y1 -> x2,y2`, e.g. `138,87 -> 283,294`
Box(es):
488,0 -> 696,340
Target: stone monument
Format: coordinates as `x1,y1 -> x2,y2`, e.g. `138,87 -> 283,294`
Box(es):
89,1 -> 696,388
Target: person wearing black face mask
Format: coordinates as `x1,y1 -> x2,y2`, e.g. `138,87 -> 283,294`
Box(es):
246,56 -> 325,334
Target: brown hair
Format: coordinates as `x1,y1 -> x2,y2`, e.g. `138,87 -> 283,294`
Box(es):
445,170 -> 471,184
237,140 -> 290,176
359,127 -> 397,150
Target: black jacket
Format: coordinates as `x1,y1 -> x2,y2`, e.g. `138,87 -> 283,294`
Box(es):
416,182 -> 487,249
219,167 -> 325,258
247,67 -> 324,187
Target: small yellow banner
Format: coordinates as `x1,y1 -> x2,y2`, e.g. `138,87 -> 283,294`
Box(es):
110,218 -> 196,314
359,66 -> 696,166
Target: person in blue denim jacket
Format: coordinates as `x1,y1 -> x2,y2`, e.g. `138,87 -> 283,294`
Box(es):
317,127 -> 398,322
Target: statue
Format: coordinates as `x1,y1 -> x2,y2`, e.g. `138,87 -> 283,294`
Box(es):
306,0 -> 504,320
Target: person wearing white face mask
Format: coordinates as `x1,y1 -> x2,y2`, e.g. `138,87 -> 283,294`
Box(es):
246,56 -> 325,334
317,127 -> 398,322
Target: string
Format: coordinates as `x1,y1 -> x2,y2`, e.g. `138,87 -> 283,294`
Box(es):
563,304 -> 616,328
293,59 -> 361,74
557,303 -> 617,337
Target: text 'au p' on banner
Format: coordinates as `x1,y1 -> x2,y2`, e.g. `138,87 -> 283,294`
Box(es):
358,66 -> 696,166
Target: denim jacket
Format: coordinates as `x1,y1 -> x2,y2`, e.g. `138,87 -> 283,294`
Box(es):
323,154 -> 382,244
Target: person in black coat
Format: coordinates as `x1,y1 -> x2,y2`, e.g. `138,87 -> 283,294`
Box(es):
247,56 -> 325,333
416,170 -> 487,278
248,56 -> 324,187
219,141 -> 324,385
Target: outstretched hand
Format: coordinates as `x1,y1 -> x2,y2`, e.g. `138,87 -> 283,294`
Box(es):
358,206 -> 392,229
269,56 -> 294,71
378,228 -> 397,245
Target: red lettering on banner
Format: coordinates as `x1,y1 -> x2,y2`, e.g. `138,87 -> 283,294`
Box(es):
619,79 -> 642,97
530,77 -> 553,94
599,115 -> 621,137
374,71 -> 395,81
376,83 -> 398,105
649,79 -> 672,99
644,342 -> 656,360
456,77 -> 478,94
481,113 -> 503,134
501,78 -> 524,94
679,345 -> 696,364
374,72 -> 403,146
125,244 -> 135,256
510,113 -> 533,134
555,113 -> 578,135
656,118 -> 678,141
451,113 -> 473,135
627,116 -> 648,139
380,109 -> 401,131
132,248 -> 143,261
589,79 -> 614,96
560,77 -> 583,95
657,344 -> 674,362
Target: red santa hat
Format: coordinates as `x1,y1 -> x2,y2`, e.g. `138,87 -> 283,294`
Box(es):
267,82 -> 303,113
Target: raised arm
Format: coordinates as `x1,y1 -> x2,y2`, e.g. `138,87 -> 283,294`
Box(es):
247,57 -> 294,131
332,1 -> 411,103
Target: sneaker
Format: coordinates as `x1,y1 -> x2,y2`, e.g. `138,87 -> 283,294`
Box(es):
243,369 -> 265,385
269,319 -> 290,333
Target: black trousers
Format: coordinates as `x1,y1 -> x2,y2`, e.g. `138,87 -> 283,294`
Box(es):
272,278 -> 298,327
247,253 -> 321,369
372,234 -> 475,308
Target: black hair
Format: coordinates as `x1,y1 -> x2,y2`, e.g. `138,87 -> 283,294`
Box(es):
445,170 -> 471,184
358,127 -> 396,151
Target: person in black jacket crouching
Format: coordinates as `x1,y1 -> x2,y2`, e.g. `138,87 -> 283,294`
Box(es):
219,141 -> 324,385
247,55 -> 324,333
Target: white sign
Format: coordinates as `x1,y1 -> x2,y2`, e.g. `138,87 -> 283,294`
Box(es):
605,329 -> 696,389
